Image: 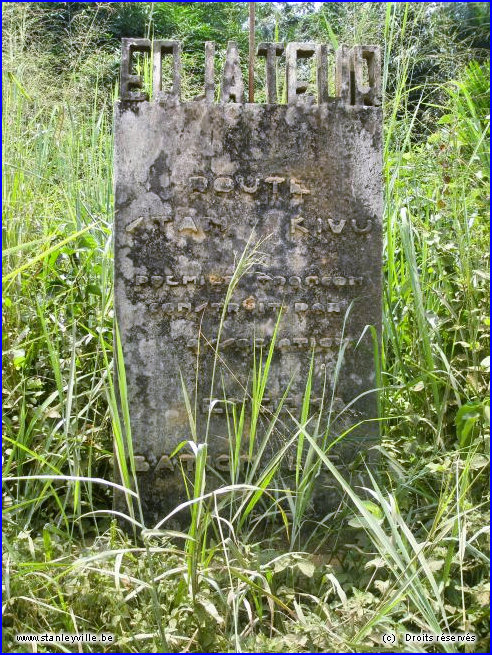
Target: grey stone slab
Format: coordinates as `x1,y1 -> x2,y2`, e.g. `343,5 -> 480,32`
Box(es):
114,43 -> 382,526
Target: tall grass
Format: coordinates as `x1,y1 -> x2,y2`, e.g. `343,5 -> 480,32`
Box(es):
2,2 -> 489,652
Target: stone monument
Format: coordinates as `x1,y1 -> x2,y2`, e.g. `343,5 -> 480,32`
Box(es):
114,38 -> 382,525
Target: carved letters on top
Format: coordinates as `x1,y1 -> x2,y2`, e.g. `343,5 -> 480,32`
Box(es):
120,38 -> 381,106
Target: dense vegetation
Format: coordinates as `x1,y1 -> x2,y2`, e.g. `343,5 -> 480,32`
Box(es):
2,2 -> 490,653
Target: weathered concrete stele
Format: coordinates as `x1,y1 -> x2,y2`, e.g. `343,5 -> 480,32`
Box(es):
114,39 -> 383,525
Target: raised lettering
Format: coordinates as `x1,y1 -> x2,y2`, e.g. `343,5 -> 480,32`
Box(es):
242,296 -> 256,311
328,218 -> 346,233
257,42 -> 284,103
153,40 -> 181,100
265,176 -> 285,201
257,273 -> 272,284
178,215 -> 200,233
333,276 -> 347,286
189,176 -> 208,192
208,274 -> 223,285
290,215 -> 309,236
305,275 -> 319,286
351,219 -> 373,233
134,455 -> 150,472
285,42 -> 316,104
290,178 -> 311,197
215,454 -> 230,471
207,215 -> 228,231
166,275 -> 178,285
126,216 -> 145,233
221,41 -> 244,102
120,38 -> 150,101
214,177 -> 234,193
238,176 -> 260,193
183,275 -> 197,284
155,455 -> 174,472
204,42 -> 215,102
179,454 -> 195,472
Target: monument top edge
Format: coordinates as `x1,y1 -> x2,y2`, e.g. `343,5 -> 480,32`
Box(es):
115,98 -> 383,110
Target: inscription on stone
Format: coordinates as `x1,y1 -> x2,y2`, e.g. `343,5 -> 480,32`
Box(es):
115,39 -> 382,524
